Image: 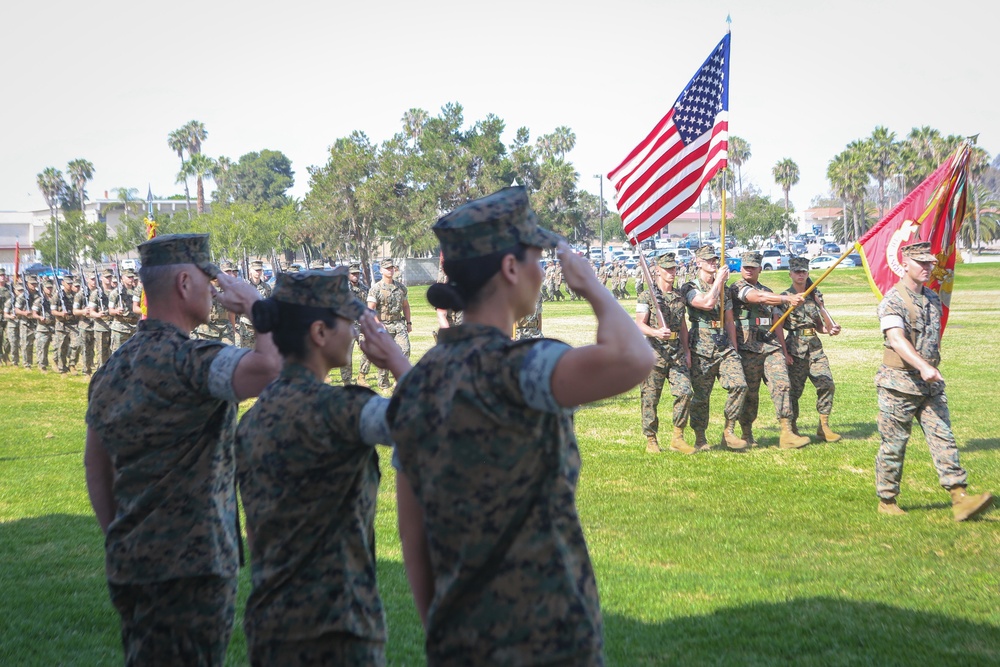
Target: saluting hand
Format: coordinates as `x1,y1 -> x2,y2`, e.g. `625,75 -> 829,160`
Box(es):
557,243 -> 599,299
214,271 -> 261,316
359,313 -> 412,380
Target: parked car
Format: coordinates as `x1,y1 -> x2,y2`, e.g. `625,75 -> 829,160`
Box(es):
789,243 -> 807,256
809,255 -> 856,270
822,242 -> 841,254
847,253 -> 862,268
760,249 -> 789,271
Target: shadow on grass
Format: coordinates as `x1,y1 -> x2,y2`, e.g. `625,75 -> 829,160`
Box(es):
0,450 -> 82,462
4,516 -> 1000,665
964,438 -> 1000,452
836,421 -> 878,440
604,597 -> 1000,665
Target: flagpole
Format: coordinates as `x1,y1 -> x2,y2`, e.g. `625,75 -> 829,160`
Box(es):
629,232 -> 667,328
719,172 -> 727,325
767,245 -> 854,334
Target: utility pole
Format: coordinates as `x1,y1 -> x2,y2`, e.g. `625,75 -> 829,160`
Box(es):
593,174 -> 604,263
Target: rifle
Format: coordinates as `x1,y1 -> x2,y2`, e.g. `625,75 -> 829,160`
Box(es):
242,251 -> 250,284
94,266 -> 107,313
78,264 -> 90,301
270,250 -> 282,276
52,265 -> 68,315
114,260 -> 125,316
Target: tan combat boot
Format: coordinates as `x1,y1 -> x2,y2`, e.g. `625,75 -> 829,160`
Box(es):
878,498 -> 907,516
646,435 -> 662,453
949,486 -> 993,522
817,414 -> 842,443
739,422 -> 756,448
669,426 -> 696,455
693,429 -> 710,452
721,420 -> 749,450
356,375 -> 369,388
779,418 -> 810,449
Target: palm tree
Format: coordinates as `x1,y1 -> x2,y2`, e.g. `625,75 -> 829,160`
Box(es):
959,182 -> 1000,251
401,108 -> 428,150
185,153 -> 216,213
37,167 -> 67,266
772,158 -> 800,245
551,126 -> 577,160
168,127 -> 192,214
867,126 -> 898,219
183,120 -> 208,156
827,147 -> 868,242
728,136 -> 751,199
66,159 -> 95,214
968,146 -> 992,253
213,156 -> 233,202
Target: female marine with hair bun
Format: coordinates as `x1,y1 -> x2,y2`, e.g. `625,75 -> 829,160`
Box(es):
388,187 -> 655,666
235,268 -> 410,666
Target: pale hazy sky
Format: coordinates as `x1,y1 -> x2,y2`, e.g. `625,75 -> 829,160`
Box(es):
3,0 -> 996,221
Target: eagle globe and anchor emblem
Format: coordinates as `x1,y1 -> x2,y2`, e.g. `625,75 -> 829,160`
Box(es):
885,218 -> 955,307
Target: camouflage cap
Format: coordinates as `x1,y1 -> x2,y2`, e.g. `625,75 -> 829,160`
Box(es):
27,274 -> 38,284
271,267 -> 366,320
287,264 -> 301,273
380,258 -> 395,269
101,268 -> 114,278
0,268 -> 6,275
789,256 -> 810,271
250,260 -> 264,270
656,253 -> 677,269
42,276 -> 55,287
741,251 -> 762,268
308,259 -> 326,270
221,260 -> 238,272
123,268 -> 137,278
348,264 -> 361,273
434,186 -> 563,261
64,276 -> 77,285
901,241 -> 937,262
138,233 -> 220,278
695,245 -> 719,260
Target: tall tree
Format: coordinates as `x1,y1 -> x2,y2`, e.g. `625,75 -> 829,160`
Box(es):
772,158 -> 800,246
215,150 -> 295,209
401,108 -> 429,150
36,167 -> 67,266
867,125 -> 899,219
168,127 -> 192,215
728,136 -> 751,199
968,146 -> 991,253
66,159 -> 95,212
183,120 -> 208,155
185,153 -> 217,214
827,146 -> 869,242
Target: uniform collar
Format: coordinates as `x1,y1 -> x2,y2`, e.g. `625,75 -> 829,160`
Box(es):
437,322 -> 508,344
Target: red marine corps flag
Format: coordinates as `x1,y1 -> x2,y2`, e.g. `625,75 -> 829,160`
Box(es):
855,141 -> 971,332
608,32 -> 731,244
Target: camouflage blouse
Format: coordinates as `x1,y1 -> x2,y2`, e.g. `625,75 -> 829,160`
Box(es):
682,276 -> 735,358
388,324 -> 603,665
781,286 -> 825,359
729,279 -> 781,354
367,280 -> 408,324
876,283 -> 943,396
637,285 -> 686,367
236,363 -> 391,644
85,319 -> 249,584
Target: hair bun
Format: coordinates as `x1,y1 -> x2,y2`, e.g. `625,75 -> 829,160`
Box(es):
427,282 -> 466,312
251,298 -> 281,333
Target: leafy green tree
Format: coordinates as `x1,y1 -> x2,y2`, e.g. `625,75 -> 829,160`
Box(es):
214,150 -> 294,209
728,195 -> 791,245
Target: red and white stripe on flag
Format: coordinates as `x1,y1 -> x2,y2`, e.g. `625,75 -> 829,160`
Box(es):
609,33 -> 731,244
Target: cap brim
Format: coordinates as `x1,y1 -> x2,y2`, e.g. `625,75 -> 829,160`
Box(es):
912,254 -> 938,263
523,226 -> 563,250
742,262 -> 761,268
338,297 -> 367,321
199,261 -> 221,278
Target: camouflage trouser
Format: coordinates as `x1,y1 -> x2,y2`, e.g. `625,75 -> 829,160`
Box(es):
515,327 -> 542,340
34,327 -> 52,370
111,329 -> 134,353
239,321 -> 256,349
689,348 -> 747,431
789,349 -> 835,422
54,324 -> 80,372
6,322 -> 20,365
552,285 -> 564,301
376,322 -> 409,388
20,322 -> 34,368
108,575 -> 237,667
247,633 -> 386,667
738,349 -> 793,428
339,337 -> 357,384
541,285 -> 551,301
0,322 -> 7,364
641,362 -> 693,436
76,328 -> 94,373
876,386 -> 967,501
94,329 -> 112,368
566,284 -> 579,300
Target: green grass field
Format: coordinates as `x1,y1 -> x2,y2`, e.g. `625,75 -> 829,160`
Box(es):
1,265 -> 999,665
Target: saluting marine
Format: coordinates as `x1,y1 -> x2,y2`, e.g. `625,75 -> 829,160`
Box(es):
339,263 -> 370,385
363,258 -> 411,390
514,293 -> 544,340
239,260 -> 273,349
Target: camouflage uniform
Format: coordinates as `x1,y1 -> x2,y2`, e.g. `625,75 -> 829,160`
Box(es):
0,278 -> 11,364
89,273 -> 113,369
236,365 -> 389,666
18,278 -> 37,368
53,279 -> 80,372
681,276 -> 747,432
339,273 -> 369,384
5,284 -> 21,366
74,285 -> 95,374
514,294 -> 543,340
109,278 -> 139,352
388,325 -> 603,666
730,277 -> 794,430
365,277 -> 409,388
86,235 -> 247,666
875,281 -> 966,500
32,280 -> 56,370
239,263 -> 272,349
782,285 -> 835,427
638,283 -> 692,437
194,291 -> 235,345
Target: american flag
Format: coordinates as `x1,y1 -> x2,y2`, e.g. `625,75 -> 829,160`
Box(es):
609,34 -> 730,243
